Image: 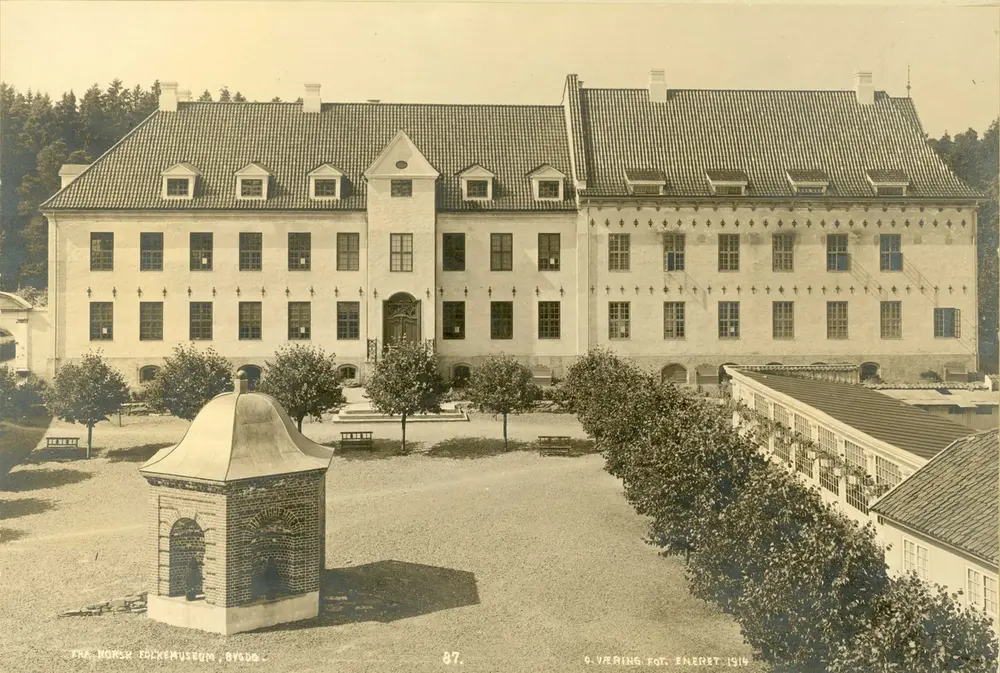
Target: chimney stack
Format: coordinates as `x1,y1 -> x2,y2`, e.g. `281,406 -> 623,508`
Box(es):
177,89 -> 192,103
234,371 -> 249,394
649,69 -> 667,103
58,164 -> 90,189
854,71 -> 874,105
159,81 -> 178,112
303,83 -> 321,113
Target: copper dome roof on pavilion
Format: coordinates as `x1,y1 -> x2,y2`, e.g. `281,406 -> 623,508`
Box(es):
139,385 -> 334,482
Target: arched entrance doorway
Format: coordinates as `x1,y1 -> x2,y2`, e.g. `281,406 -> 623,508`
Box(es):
237,365 -> 262,391
661,363 -> 687,384
0,328 -> 14,362
860,362 -> 880,382
383,293 -> 421,347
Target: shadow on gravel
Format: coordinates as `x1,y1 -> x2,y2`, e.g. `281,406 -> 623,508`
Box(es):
426,436 -> 598,459
1,467 -> 94,492
0,527 -> 28,544
261,560 -> 480,630
0,497 -> 54,521
328,439 -> 424,461
104,442 -> 173,463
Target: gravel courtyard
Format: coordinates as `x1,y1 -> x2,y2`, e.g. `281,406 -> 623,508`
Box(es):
0,412 -> 762,673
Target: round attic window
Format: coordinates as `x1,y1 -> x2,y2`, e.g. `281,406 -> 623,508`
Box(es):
395,160 -> 408,169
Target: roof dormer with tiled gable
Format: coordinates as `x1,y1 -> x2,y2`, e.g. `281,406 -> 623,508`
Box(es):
235,162 -> 272,201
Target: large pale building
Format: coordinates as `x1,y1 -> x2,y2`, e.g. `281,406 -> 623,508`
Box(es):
33,71 -> 984,387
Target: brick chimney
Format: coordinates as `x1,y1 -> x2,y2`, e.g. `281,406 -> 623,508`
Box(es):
159,81 -> 178,112
649,69 -> 667,103
303,83 -> 321,113
58,164 -> 90,189
854,71 -> 874,105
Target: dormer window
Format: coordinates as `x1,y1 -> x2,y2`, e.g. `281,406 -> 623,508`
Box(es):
235,162 -> 272,201
706,169 -> 749,197
787,169 -> 830,196
307,163 -> 344,201
866,169 -> 909,197
160,162 -> 201,201
458,164 -> 495,201
529,164 -> 566,201
625,169 -> 667,196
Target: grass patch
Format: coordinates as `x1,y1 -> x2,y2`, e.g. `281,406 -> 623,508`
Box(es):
330,438 -> 425,461
0,416 -> 52,479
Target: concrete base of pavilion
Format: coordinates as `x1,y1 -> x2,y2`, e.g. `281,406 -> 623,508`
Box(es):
147,591 -> 319,634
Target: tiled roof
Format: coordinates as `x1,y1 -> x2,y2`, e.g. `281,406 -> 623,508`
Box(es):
871,430 -> 999,567
739,370 -> 976,460
739,363 -> 859,372
44,102 -> 576,212
577,88 -> 981,199
786,169 -> 830,183
625,168 -> 667,182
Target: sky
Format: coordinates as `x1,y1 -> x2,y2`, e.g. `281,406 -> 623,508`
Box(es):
1,1 -> 998,137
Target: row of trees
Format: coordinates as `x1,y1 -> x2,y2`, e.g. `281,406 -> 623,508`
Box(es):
559,349 -> 998,672
0,341 -> 543,458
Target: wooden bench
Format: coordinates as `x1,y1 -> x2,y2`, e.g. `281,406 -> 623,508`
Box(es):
120,402 -> 150,416
340,431 -> 374,451
46,437 -> 80,449
538,435 -> 572,456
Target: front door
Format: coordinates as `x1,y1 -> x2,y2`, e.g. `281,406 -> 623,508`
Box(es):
383,293 -> 421,347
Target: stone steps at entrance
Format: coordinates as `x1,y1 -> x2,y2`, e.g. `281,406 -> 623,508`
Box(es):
332,402 -> 469,423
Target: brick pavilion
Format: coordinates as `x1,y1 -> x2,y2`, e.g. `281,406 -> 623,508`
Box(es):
139,374 -> 334,634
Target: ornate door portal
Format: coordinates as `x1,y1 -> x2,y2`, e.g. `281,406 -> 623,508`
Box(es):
383,293 -> 421,347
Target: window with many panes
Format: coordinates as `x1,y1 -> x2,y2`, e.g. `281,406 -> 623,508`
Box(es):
288,233 -> 311,271
139,302 -> 163,341
90,302 -> 113,340
663,233 -> 685,271
390,234 -> 413,272
773,404 -> 791,463
880,301 -> 902,339
844,440 -> 868,512
903,540 -> 929,580
772,233 -> 794,271
718,234 -> 740,271
166,178 -> 190,197
238,302 -> 262,340
817,427 -> 839,493
490,302 -> 513,339
90,233 -> 114,271
934,308 -> 961,338
240,179 -> 263,198
491,233 -> 513,271
880,234 -> 902,271
967,569 -> 997,616
875,455 -> 901,495
287,302 -> 311,340
795,414 -> 813,479
663,302 -> 685,339
827,302 -> 849,339
538,180 -> 561,199
189,302 -> 213,340
140,232 -> 163,271
826,234 -> 849,271
337,302 -> 360,340
538,234 -> 560,271
190,233 -> 213,271
239,233 -> 262,271
987,576 -> 999,616
718,301 -> 740,338
608,234 -> 630,271
443,302 -> 465,339
466,180 -> 489,198
772,302 -> 794,339
337,233 -> 360,271
391,179 -> 412,197
443,233 -> 465,271
609,302 -> 630,340
538,301 -> 560,339
313,179 -> 338,198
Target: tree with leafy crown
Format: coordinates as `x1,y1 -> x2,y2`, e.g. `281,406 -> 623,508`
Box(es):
466,355 -> 540,451
364,341 -> 442,453
143,344 -> 232,421
43,352 -> 129,458
256,343 -> 345,432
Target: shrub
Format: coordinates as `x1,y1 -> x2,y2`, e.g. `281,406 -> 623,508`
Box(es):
256,344 -> 345,432
43,352 -> 129,458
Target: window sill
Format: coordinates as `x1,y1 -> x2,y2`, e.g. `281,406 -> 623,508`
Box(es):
336,336 -> 361,341
139,269 -> 164,273
288,268 -> 312,272
139,337 -> 164,342
442,337 -> 465,341
490,336 -> 514,341
238,338 -> 263,342
239,269 -> 263,273
442,269 -> 466,273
